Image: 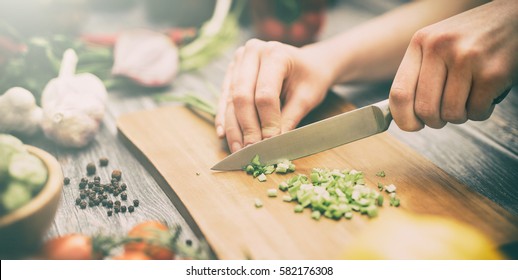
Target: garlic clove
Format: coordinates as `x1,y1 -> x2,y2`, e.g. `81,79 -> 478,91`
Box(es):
112,29 -> 179,87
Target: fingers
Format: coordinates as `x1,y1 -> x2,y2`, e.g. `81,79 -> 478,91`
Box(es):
440,59 -> 471,124
414,50 -> 447,129
215,54 -> 237,138
231,39 -> 263,147
390,36 -> 424,132
280,87 -> 314,133
255,42 -> 287,138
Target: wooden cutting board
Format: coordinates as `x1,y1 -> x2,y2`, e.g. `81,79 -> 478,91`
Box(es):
117,96 -> 518,259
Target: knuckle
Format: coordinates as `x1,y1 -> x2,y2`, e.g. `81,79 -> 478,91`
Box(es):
414,100 -> 436,120
244,38 -> 264,50
390,87 -> 413,105
255,89 -> 277,108
261,126 -> 281,139
263,41 -> 287,59
441,108 -> 467,123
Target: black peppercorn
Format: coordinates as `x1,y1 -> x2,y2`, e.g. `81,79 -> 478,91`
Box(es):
114,207 -> 120,214
102,199 -> 108,207
102,194 -> 108,200
128,205 -> 135,213
79,191 -> 86,199
121,205 -> 127,213
107,200 -> 113,208
133,199 -> 139,207
81,177 -> 88,183
114,200 -> 121,206
111,169 -> 122,181
99,157 -> 109,167
94,175 -> 101,181
64,177 -> 71,185
75,198 -> 82,205
86,162 -> 96,175
88,182 -> 94,189
79,181 -> 87,189
186,239 -> 192,247
107,210 -> 113,216
120,183 -> 127,191
121,192 -> 128,201
80,201 -> 87,209
88,200 -> 95,207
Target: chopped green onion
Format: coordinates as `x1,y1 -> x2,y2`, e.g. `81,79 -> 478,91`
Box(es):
294,204 -> 304,213
267,188 -> 278,197
376,171 -> 386,177
311,210 -> 321,220
282,195 -> 292,202
254,198 -> 263,208
257,173 -> 267,182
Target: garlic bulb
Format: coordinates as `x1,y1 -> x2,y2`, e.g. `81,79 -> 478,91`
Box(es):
41,49 -> 107,148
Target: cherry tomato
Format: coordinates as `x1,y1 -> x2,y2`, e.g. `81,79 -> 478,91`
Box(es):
41,234 -> 103,260
124,221 -> 175,260
112,251 -> 152,260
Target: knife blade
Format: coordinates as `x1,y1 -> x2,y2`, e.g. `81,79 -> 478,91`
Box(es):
211,99 -> 392,171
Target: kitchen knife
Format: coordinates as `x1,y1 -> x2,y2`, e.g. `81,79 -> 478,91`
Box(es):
211,99 -> 392,171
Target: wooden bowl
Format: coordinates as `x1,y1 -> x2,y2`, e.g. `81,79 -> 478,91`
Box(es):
0,145 -> 63,256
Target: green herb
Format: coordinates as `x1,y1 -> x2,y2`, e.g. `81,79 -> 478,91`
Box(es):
376,171 -> 386,177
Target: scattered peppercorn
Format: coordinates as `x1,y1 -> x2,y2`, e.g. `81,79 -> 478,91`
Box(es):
64,177 -> 71,185
186,239 -> 192,247
94,176 -> 101,182
88,201 -> 95,207
128,206 -> 135,213
88,182 -> 94,189
111,170 -> 122,181
107,200 -> 113,208
80,201 -> 87,209
75,198 -> 81,205
114,200 -> 121,206
114,207 -> 120,214
121,192 -> 128,201
81,177 -> 88,183
102,199 -> 108,207
102,194 -> 108,200
120,183 -> 127,191
79,191 -> 86,199
99,157 -> 109,167
86,162 -> 96,175
121,205 -> 127,213
133,199 -> 139,207
79,181 -> 87,189
107,210 -> 113,216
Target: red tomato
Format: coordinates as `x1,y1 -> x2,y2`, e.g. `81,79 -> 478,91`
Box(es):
288,22 -> 311,46
124,221 -> 175,260
41,234 -> 103,260
112,251 -> 152,260
255,17 -> 286,42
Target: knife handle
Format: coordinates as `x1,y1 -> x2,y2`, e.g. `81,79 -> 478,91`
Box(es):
372,99 -> 393,131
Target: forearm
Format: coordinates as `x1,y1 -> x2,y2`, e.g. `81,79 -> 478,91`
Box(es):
304,0 -> 489,85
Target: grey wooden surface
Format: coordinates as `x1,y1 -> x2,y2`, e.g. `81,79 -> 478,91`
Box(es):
18,0 -> 517,259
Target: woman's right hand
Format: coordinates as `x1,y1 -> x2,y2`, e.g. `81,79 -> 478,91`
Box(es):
215,39 -> 333,153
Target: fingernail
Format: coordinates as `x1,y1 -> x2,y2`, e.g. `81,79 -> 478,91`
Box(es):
216,126 -> 224,137
231,142 -> 242,153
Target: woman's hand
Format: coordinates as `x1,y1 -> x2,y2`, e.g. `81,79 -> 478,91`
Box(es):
390,0 -> 518,131
216,39 -> 333,153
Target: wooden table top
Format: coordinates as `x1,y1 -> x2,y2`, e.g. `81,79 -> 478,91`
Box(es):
15,0 -> 517,258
